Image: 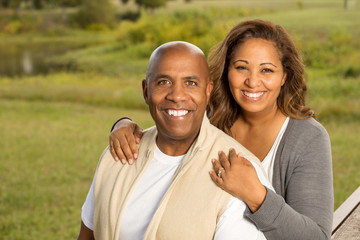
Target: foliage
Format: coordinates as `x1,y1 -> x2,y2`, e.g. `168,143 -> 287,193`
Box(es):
301,28 -> 354,69
115,9 -> 215,53
74,0 -> 116,28
135,0 -> 166,10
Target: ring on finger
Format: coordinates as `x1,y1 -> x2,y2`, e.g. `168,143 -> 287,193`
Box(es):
218,168 -> 225,178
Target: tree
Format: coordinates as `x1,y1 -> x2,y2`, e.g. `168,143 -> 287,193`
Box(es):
75,0 -> 116,28
135,0 -> 166,10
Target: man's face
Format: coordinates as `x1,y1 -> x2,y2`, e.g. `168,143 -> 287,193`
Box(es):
143,47 -> 213,149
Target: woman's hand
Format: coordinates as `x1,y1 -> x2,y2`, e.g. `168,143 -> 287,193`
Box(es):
210,148 -> 267,213
109,119 -> 143,165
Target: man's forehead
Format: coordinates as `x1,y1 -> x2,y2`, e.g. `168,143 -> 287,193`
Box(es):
147,49 -> 208,82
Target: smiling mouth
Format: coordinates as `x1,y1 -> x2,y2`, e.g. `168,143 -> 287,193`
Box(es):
166,109 -> 189,117
242,91 -> 265,98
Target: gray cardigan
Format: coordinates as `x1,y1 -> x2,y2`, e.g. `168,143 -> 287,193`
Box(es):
244,117 -> 334,240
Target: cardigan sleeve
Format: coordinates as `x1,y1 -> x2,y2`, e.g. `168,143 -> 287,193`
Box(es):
110,117 -> 132,132
244,122 -> 333,240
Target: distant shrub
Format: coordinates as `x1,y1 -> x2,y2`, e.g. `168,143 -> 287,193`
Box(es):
115,9 -> 214,52
85,23 -> 110,32
118,11 -> 141,22
302,28 -> 354,69
297,0 -> 304,10
74,0 -> 116,28
330,28 -> 352,47
343,66 -> 360,78
124,42 -> 155,58
3,20 -> 22,34
332,65 -> 360,79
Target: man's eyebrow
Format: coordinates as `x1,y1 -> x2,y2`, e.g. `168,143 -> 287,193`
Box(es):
233,59 -> 248,64
260,62 -> 277,68
184,75 -> 200,80
155,74 -> 171,79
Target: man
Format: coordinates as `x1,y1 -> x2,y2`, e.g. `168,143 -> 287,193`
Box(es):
78,41 -> 272,240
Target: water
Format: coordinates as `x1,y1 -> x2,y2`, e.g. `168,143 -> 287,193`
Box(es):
0,41 -> 84,77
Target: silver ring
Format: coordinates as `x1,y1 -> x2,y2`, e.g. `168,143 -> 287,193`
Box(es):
218,168 -> 225,178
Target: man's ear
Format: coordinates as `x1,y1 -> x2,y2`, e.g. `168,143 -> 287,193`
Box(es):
142,79 -> 149,104
206,81 -> 214,103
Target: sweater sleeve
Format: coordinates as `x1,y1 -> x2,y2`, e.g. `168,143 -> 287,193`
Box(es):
244,123 -> 333,240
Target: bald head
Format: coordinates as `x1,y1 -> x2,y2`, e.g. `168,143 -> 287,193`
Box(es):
146,41 -> 209,82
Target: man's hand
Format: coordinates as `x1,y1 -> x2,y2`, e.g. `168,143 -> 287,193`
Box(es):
109,118 -> 143,165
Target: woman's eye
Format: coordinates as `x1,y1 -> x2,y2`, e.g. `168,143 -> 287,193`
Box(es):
262,68 -> 274,73
235,66 -> 247,70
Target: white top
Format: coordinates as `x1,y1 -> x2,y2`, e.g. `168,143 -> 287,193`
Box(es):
82,145 -> 272,240
261,117 -> 290,182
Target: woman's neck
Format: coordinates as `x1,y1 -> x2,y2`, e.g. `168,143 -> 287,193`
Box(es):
239,107 -> 286,129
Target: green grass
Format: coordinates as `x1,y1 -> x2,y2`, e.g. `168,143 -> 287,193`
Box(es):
0,99 -> 152,239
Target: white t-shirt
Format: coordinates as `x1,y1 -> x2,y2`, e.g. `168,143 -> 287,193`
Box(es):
261,117 -> 290,182
82,145 -> 272,240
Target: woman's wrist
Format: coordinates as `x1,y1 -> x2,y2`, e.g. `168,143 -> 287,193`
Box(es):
245,185 -> 267,213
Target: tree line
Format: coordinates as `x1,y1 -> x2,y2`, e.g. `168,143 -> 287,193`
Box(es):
0,0 -> 191,10
0,0 -> 194,28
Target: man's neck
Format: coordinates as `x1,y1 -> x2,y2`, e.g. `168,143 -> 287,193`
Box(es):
155,134 -> 199,157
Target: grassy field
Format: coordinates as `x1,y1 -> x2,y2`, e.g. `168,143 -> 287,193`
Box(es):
1,0 -> 360,239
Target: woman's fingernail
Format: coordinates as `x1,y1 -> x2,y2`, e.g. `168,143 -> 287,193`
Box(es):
115,157 -> 119,161
211,159 -> 215,163
134,153 -> 138,159
129,159 -> 133,165
121,159 -> 126,164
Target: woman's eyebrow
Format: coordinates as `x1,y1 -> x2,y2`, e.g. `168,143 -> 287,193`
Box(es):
233,59 -> 248,64
260,62 -> 277,68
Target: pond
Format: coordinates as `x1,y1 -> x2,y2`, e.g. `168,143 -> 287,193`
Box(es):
0,41 -> 86,77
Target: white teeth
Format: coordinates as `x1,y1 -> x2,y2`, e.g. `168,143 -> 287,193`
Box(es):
168,110 -> 188,117
243,91 -> 265,98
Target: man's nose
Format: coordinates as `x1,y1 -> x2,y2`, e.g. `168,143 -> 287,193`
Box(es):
166,83 -> 187,102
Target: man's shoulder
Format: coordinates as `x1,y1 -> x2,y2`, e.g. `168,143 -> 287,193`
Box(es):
207,122 -> 241,146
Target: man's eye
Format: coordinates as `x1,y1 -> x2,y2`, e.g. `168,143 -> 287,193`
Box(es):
158,80 -> 170,85
186,81 -> 197,86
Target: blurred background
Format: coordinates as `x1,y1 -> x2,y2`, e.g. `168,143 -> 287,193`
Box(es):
0,0 -> 359,238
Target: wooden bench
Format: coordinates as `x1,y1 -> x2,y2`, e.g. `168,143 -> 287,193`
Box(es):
331,186 -> 360,239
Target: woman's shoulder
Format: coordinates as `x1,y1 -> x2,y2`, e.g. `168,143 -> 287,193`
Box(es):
288,117 -> 329,139
282,117 -> 330,150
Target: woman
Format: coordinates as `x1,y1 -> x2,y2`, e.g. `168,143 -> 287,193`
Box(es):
109,20 -> 333,240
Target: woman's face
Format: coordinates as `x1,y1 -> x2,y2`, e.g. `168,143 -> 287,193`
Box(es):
227,38 -> 286,117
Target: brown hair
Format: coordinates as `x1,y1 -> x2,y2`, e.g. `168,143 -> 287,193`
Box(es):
208,19 -> 315,134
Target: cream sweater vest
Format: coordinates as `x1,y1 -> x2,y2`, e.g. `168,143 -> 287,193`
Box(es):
93,115 -> 263,240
